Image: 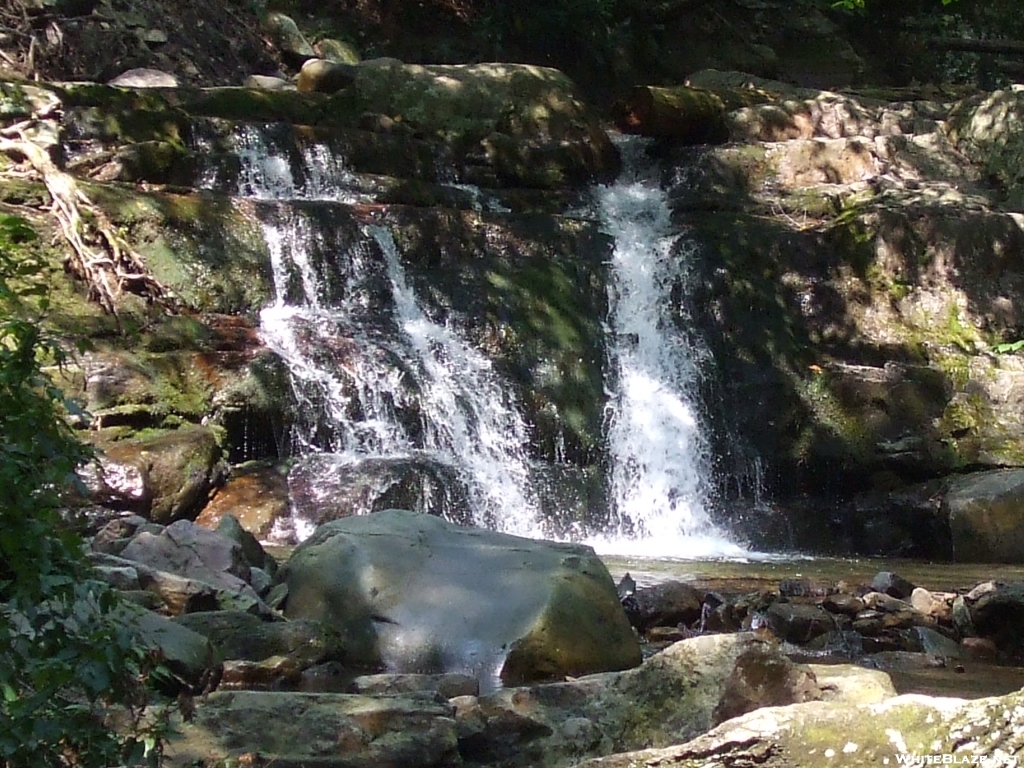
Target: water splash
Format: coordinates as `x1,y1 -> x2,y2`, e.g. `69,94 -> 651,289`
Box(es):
589,137 -> 746,559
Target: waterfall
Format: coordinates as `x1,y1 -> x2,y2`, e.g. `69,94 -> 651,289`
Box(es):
588,137 -> 745,559
204,122 -> 747,554
224,126 -> 542,538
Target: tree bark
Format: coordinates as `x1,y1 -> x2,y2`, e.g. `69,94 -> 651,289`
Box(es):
612,84 -> 776,143
612,86 -> 719,143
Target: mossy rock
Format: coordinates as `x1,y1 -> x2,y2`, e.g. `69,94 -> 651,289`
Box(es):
84,184 -> 273,315
93,424 -> 226,523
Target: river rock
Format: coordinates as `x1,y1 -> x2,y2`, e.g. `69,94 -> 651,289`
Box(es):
107,68 -> 179,88
567,688 -> 1024,768
870,571 -> 916,599
98,425 -> 226,524
951,594 -> 977,637
909,626 -> 962,659
943,468 -> 1024,562
166,690 -> 461,767
808,663 -> 897,705
114,602 -> 219,692
457,633 -> 820,768
173,610 -> 347,666
315,38 -> 361,64
764,601 -> 837,643
214,513 -> 274,575
287,453 -> 471,533
76,456 -> 152,513
626,580 -> 703,631
196,464 -> 290,541
970,582 -> 1024,655
349,672 -> 479,698
297,58 -> 357,93
262,12 -> 316,68
276,509 -> 641,685
910,586 -> 953,619
219,655 -> 304,690
119,520 -> 266,613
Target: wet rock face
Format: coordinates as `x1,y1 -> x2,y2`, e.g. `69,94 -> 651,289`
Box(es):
286,453 -> 472,534
276,509 -> 642,685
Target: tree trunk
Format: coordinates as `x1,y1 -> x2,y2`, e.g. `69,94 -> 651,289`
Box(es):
612,86 -> 722,143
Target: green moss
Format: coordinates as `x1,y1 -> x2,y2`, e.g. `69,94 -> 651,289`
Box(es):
793,369 -> 872,461
185,87 -> 335,126
84,184 -> 272,315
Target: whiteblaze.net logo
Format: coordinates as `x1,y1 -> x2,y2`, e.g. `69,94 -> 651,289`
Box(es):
894,756 -> 1017,766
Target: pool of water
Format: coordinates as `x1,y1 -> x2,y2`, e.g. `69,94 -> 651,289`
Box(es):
602,554 -> 1024,595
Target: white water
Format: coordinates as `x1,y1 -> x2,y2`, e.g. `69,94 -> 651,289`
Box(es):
366,226 -> 541,535
230,127 -> 542,536
587,137 -> 746,559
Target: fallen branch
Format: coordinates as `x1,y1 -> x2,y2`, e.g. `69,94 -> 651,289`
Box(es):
926,37 -> 1024,56
0,124 -> 171,315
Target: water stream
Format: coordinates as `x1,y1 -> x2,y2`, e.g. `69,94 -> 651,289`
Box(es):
587,137 -> 745,559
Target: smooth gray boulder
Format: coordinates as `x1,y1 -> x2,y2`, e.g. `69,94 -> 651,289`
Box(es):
276,509 -> 641,687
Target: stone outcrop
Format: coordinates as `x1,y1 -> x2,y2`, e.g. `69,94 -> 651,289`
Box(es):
276,509 -> 642,684
567,690 -> 1024,768
165,690 -> 462,768
455,633 -> 821,768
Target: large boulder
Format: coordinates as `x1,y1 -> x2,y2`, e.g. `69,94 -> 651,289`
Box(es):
943,468 -> 1024,562
97,426 -> 226,523
276,509 -> 641,685
118,519 -> 266,613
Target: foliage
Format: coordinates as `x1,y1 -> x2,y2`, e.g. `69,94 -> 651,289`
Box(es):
993,339 -> 1024,355
0,214 -> 166,767
474,0 -> 619,66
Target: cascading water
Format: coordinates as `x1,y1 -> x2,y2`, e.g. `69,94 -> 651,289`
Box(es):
203,121 -> 748,554
588,137 -> 746,558
220,125 -> 543,539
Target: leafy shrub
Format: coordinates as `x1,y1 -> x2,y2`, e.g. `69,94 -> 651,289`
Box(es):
0,214 -> 166,767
